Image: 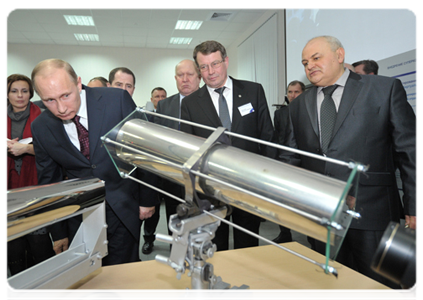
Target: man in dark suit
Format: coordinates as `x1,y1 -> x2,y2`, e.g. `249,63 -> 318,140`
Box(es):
156,59 -> 201,129
152,59 -> 201,235
272,80 -> 305,244
31,59 -> 159,266
352,59 -> 379,75
281,36 -> 415,286
108,67 -> 136,97
150,87 -> 167,111
273,80 -> 305,145
140,86 -> 167,254
180,41 -> 275,251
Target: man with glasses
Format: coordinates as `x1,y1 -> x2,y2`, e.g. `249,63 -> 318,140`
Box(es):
180,40 -> 275,252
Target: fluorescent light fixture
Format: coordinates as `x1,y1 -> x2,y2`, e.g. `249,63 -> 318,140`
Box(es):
74,33 -> 99,42
175,20 -> 203,30
64,15 -> 95,26
169,37 -> 192,45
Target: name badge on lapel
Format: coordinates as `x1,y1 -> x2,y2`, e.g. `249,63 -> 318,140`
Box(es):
238,103 -> 254,116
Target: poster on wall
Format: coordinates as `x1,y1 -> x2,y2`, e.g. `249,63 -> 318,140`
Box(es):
377,49 -> 416,193
377,49 -> 416,112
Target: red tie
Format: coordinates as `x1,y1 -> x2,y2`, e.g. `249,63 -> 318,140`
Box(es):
72,115 -> 90,160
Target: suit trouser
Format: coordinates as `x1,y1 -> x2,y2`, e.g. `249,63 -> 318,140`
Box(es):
143,177 -> 184,239
7,233 -> 55,276
313,228 -> 400,289
103,203 -> 140,266
143,202 -> 161,242
276,225 -> 293,242
213,207 -> 261,251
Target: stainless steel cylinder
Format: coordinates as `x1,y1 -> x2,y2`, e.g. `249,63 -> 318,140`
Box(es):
7,177 -> 105,240
106,119 -> 353,248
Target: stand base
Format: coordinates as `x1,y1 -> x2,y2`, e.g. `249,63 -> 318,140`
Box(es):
178,281 -> 253,300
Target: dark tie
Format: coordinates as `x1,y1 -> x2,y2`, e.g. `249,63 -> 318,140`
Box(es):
72,115 -> 90,159
320,84 -> 339,154
215,87 -> 231,131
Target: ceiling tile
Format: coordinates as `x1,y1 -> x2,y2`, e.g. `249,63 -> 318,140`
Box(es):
31,10 -> 71,25
27,38 -> 56,45
53,39 -> 79,46
8,38 -> 31,44
7,9 -> 269,50
22,31 -> 51,39
150,9 -> 181,20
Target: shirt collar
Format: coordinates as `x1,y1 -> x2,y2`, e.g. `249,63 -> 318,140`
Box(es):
317,68 -> 350,93
206,76 -> 232,94
62,89 -> 87,125
77,89 -> 88,119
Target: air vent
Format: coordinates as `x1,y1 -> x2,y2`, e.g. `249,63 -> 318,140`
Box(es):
208,12 -> 235,22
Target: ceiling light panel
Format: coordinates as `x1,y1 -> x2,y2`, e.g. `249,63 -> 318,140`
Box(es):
169,37 -> 192,45
175,20 -> 203,30
64,15 -> 95,26
74,33 -> 99,42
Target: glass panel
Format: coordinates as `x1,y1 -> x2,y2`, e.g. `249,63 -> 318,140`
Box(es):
102,108 -> 366,275
323,165 -> 360,273
101,108 -> 148,176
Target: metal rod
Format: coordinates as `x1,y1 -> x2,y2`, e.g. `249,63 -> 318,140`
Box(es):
189,169 -> 324,225
201,209 -> 338,277
137,107 -> 365,170
120,172 -> 338,277
124,174 -> 186,205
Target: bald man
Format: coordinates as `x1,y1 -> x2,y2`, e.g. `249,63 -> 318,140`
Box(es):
280,36 -> 415,287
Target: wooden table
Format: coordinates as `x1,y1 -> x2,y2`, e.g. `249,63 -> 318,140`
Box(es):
71,242 -> 389,290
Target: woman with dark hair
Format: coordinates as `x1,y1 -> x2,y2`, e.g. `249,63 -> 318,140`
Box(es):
7,74 -> 54,275
7,74 -> 40,188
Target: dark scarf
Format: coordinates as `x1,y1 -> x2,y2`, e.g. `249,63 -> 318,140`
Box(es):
7,103 -> 31,141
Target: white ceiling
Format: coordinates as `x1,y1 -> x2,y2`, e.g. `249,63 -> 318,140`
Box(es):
7,9 -> 268,50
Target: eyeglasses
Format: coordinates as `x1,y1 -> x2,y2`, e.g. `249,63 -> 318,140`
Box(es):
199,60 -> 224,72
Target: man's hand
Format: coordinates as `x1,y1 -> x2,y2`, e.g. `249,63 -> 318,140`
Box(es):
139,206 -> 155,220
405,215 -> 416,230
53,237 -> 69,254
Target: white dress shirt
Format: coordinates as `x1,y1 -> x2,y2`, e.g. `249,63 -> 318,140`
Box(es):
206,76 -> 233,122
63,89 -> 88,151
317,68 -> 350,140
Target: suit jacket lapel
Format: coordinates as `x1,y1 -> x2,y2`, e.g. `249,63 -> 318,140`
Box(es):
333,72 -> 363,138
305,87 -> 319,138
45,110 -> 86,160
85,86 -> 105,159
169,94 -> 181,130
198,85 -> 221,127
231,78 -> 249,133
171,94 -> 181,119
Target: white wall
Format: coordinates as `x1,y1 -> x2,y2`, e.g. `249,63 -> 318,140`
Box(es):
285,9 -> 416,85
7,44 -> 193,107
227,9 -> 285,99
7,9 -> 284,108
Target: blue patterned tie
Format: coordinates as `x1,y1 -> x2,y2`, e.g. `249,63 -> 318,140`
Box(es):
320,85 -> 338,154
215,87 -> 231,131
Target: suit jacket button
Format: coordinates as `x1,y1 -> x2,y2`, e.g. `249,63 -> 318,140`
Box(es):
91,164 -> 96,169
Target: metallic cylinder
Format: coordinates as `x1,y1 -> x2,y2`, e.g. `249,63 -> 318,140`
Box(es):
107,119 -> 353,247
7,177 -> 105,241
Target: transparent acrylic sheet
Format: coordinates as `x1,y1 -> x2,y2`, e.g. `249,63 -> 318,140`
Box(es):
323,165 -> 359,273
102,107 -> 148,177
102,109 -> 361,276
